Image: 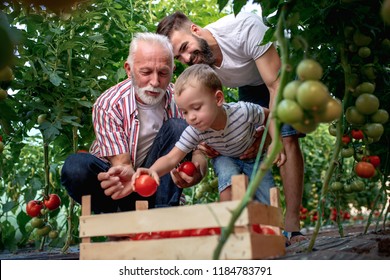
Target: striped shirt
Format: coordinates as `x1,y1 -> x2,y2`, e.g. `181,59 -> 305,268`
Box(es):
176,101 -> 265,158
89,78 -> 182,166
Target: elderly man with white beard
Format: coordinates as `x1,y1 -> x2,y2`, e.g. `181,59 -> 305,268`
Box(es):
61,33 -> 207,214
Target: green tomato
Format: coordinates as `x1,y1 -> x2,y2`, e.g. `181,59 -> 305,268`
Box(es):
363,123 -> 384,138
31,217 -> 45,229
276,99 -> 304,124
341,147 -> 354,158
350,180 -> 365,192
355,93 -> 379,115
345,106 -> 366,125
36,225 -> 52,237
296,59 -> 323,81
330,181 -> 343,192
283,80 -> 302,100
370,109 -> 389,124
315,98 -> 342,123
297,80 -> 329,111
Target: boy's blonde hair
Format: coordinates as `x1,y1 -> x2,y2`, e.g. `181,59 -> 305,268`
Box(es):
175,64 -> 223,96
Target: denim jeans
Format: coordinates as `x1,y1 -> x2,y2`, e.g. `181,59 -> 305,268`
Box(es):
60,118 -> 189,213
211,155 -> 274,205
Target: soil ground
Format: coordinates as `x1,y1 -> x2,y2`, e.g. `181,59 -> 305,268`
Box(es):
1,223 -> 389,260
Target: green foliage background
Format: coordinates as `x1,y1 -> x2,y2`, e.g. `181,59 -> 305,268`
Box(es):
0,0 -> 389,252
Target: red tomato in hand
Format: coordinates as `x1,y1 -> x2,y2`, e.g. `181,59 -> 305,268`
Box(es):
351,129 -> 364,140
178,161 -> 196,176
44,194 -> 61,211
355,161 -> 375,178
26,200 -> 44,217
134,174 -> 158,197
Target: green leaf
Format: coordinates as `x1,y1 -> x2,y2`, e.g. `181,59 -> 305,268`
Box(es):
2,201 -> 16,213
49,72 -> 63,87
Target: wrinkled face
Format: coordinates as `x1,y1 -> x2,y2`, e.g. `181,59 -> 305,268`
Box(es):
175,82 -> 222,131
170,30 -> 215,66
130,41 -> 173,105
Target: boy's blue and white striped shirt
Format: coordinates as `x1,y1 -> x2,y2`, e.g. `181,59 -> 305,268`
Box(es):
176,101 -> 265,158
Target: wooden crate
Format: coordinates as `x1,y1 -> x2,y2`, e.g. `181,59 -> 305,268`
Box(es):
79,175 -> 286,260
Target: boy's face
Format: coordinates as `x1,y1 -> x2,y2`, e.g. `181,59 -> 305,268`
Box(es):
175,82 -> 224,131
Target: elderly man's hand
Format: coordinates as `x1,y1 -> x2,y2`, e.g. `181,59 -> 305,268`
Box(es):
97,164 -> 135,200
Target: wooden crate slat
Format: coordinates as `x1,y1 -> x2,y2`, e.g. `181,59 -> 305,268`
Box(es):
247,202 -> 284,228
80,200 -> 250,238
80,232 -> 255,260
250,234 -> 286,259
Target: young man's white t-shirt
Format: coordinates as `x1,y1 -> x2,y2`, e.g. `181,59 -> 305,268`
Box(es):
204,12 -> 273,88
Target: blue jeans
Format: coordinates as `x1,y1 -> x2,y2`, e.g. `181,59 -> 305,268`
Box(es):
239,84 -> 303,137
60,118 -> 189,213
211,155 -> 274,205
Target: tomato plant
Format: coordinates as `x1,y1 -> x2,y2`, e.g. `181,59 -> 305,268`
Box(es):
26,200 -> 44,217
178,161 -> 197,176
134,174 -> 158,197
44,194 -> 61,211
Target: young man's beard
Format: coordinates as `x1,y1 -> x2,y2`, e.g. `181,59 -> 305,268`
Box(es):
132,74 -> 166,105
189,36 -> 216,67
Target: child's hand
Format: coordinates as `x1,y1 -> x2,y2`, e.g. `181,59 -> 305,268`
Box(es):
197,142 -> 220,158
131,167 -> 160,187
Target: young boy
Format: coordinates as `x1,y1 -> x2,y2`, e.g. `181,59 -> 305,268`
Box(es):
133,64 -> 276,203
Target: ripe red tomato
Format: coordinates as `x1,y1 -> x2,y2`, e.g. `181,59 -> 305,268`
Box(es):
261,227 -> 276,235
134,174 -> 158,197
363,155 -> 381,168
342,135 -> 351,145
44,194 -> 61,211
251,224 -> 263,234
351,129 -> 364,140
26,200 -> 44,217
355,161 -> 376,178
178,161 -> 196,176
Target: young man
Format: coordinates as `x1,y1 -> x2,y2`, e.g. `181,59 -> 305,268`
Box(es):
133,64 -> 277,203
157,11 -> 306,244
61,33 -> 207,213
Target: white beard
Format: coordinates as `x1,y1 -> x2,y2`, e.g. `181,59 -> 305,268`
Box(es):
135,85 -> 165,105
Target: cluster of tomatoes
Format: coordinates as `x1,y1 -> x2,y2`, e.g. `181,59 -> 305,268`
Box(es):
26,194 -> 61,239
124,224 -> 275,241
329,208 -> 351,222
276,58 -> 341,134
134,161 -> 196,197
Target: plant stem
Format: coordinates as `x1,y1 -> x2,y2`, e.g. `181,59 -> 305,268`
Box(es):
307,42 -> 351,251
213,7 -> 288,259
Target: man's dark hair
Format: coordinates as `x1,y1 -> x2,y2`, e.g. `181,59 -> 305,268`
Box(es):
157,11 -> 192,38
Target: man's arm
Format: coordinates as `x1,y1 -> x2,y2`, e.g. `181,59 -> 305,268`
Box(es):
255,45 -> 286,167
